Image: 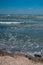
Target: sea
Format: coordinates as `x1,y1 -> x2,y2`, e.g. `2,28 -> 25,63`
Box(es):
0,14 -> 43,56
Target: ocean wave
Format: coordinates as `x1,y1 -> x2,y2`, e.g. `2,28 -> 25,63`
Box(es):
0,22 -> 21,24
0,14 -> 43,19
0,22 -> 37,25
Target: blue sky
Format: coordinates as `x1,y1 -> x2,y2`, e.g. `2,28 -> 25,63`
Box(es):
0,0 -> 43,14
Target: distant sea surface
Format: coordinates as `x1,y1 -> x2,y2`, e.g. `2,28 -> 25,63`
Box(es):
0,14 -> 43,55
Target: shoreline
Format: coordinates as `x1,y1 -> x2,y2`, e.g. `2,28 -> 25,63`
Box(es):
0,50 -> 43,62
0,50 -> 43,65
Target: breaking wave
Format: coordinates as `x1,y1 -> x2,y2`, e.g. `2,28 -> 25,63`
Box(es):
0,22 -> 36,25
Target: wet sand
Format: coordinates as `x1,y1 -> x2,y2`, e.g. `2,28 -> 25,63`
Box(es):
0,50 -> 43,65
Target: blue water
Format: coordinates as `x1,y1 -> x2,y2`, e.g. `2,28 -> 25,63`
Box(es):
0,14 -> 43,55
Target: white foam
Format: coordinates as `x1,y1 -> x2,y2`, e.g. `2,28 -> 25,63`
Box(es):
7,14 -> 10,16
34,52 -> 41,55
0,22 -> 21,24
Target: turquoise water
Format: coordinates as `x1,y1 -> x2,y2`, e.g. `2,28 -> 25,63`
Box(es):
0,14 -> 43,55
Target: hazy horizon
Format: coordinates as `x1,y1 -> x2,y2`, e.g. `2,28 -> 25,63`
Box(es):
0,0 -> 43,14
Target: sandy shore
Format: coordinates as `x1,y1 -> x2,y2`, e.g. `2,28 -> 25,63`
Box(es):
0,50 -> 43,65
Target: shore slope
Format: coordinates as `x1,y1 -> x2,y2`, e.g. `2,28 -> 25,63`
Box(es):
0,50 -> 43,65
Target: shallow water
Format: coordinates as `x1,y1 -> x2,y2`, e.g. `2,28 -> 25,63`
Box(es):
0,14 -> 43,55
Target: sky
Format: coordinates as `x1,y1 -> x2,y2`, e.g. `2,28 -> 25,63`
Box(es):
0,0 -> 43,14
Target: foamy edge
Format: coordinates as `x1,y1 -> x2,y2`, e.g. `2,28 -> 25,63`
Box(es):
0,22 -> 21,24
